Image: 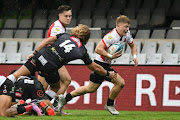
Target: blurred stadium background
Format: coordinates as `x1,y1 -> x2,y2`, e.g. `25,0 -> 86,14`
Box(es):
0,0 -> 180,64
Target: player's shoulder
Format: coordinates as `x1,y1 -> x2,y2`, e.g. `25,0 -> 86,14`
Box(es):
104,29 -> 118,40
125,30 -> 133,39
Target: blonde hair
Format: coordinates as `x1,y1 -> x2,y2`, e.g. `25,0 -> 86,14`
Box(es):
71,24 -> 90,43
116,15 -> 130,25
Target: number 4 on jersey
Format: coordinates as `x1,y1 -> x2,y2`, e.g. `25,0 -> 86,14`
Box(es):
59,40 -> 76,53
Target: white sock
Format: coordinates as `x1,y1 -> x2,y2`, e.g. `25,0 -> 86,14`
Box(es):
0,75 -> 6,86
7,74 -> 16,83
45,89 -> 56,99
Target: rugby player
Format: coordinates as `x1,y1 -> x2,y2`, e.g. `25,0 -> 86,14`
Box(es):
58,15 -> 138,115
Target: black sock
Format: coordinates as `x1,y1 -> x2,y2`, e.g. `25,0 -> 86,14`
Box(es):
45,93 -> 53,100
107,98 -> 114,106
65,93 -> 73,102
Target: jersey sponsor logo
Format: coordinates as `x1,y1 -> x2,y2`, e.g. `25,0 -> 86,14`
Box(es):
3,85 -> 7,93
24,79 -> 34,84
108,35 -> 113,40
55,28 -> 60,32
37,90 -> 44,97
38,55 -> 47,66
15,92 -> 22,97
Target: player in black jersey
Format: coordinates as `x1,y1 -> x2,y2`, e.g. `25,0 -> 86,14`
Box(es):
0,71 -> 55,116
0,75 -> 43,117
6,25 -> 117,110
0,75 -> 15,116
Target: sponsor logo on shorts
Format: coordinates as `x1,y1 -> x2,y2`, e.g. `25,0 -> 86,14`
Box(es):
3,85 -> 7,93
37,90 -> 44,97
15,92 -> 22,97
38,55 -> 47,66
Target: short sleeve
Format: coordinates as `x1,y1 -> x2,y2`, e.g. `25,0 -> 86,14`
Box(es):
50,27 -> 64,36
126,31 -> 133,44
102,34 -> 114,48
82,53 -> 92,65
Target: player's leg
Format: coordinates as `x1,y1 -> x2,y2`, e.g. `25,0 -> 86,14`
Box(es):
109,73 -> 125,100
37,75 -> 49,90
9,65 -> 31,81
57,81 -> 100,112
56,66 -> 71,95
104,73 -> 125,115
0,95 -> 12,116
71,81 -> 100,97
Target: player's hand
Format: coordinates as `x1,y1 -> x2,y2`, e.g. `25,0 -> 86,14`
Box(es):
26,53 -> 34,60
109,71 -> 117,80
112,52 -> 123,59
133,58 -> 138,67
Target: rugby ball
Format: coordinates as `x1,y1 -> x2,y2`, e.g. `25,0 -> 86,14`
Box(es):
108,43 -> 123,55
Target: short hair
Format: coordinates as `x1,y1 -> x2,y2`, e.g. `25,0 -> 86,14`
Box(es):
58,5 -> 72,14
116,15 -> 130,25
71,24 -> 90,44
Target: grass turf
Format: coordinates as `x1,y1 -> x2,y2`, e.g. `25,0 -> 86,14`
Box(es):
0,110 -> 180,120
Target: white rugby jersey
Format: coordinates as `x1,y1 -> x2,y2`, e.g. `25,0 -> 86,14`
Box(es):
95,28 -> 134,64
47,20 -> 66,38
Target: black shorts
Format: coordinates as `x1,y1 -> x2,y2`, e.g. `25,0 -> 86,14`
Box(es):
0,79 -> 15,100
24,53 -> 60,83
90,60 -> 116,84
15,79 -> 48,101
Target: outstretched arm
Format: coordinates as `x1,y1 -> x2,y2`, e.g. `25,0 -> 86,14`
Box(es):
86,62 -> 116,80
34,36 -> 57,53
27,36 -> 57,59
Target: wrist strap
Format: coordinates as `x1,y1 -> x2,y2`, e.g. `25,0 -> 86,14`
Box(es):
107,53 -> 113,58
133,54 -> 137,59
33,50 -> 38,55
106,71 -> 110,77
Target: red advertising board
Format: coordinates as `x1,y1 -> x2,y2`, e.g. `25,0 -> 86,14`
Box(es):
0,65 -> 180,111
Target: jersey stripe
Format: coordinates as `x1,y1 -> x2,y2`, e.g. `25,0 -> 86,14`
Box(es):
47,23 -> 55,38
102,39 -> 107,49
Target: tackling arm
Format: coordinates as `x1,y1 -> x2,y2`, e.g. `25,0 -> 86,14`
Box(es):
86,62 -> 116,79
34,36 -> 57,54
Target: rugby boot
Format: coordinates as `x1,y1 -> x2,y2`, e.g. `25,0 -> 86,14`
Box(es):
40,101 -> 55,116
104,104 -> 119,115
57,94 -> 67,112
53,96 -> 68,115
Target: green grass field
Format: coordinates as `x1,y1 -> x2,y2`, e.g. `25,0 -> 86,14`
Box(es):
0,110 -> 180,120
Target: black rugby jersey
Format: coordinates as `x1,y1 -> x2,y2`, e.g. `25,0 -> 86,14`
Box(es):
14,76 -> 47,101
39,33 -> 92,68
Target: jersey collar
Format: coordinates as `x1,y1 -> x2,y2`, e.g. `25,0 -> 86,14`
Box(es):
58,20 -> 66,29
115,28 -> 121,37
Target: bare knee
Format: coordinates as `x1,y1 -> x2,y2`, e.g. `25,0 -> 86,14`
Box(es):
120,80 -> 125,88
116,78 -> 125,88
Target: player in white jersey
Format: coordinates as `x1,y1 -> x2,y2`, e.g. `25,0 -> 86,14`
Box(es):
57,15 -> 138,115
